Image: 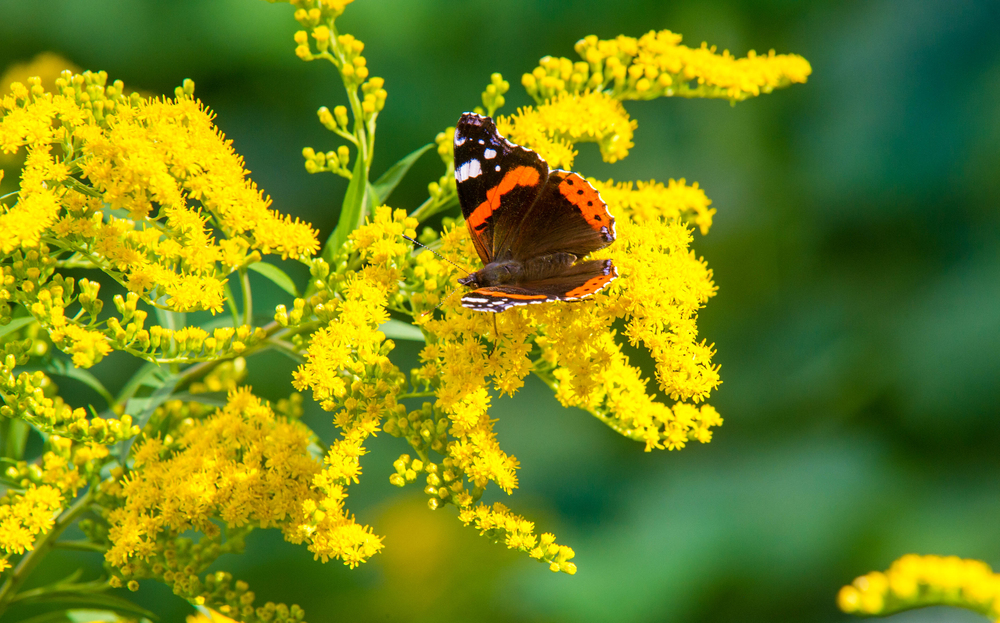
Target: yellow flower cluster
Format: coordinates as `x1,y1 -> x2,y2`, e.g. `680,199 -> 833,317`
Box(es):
291,0 -> 387,181
459,502 -> 577,574
1,334 -> 136,442
0,0 -> 810,598
105,388 -> 322,568
496,91 -> 636,168
839,554 -> 1000,620
408,199 -> 721,453
0,70 -> 318,315
288,208 -> 417,566
0,485 -> 63,562
592,177 -> 715,235
524,30 -> 811,103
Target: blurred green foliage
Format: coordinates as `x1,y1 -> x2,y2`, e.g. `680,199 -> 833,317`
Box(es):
2,0 -> 999,621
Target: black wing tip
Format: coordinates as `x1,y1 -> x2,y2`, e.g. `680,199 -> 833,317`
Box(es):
458,112 -> 493,128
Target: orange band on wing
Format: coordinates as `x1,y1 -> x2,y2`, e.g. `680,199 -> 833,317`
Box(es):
565,274 -> 615,299
558,173 -> 610,232
467,165 -> 542,231
478,290 -> 548,301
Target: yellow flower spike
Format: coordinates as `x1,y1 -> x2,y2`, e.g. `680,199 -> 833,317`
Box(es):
497,91 -> 634,168
525,29 -> 809,104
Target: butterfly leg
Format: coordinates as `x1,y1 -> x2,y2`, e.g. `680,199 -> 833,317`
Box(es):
489,313 -> 500,357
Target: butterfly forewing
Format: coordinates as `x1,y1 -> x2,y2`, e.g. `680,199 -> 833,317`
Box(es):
506,170 -> 616,262
454,113 -> 548,263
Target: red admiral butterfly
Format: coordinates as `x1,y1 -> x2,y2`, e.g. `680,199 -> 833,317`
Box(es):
454,113 -> 617,313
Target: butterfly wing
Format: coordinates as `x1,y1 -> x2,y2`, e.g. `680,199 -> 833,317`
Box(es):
454,113 -> 548,264
505,170 -> 616,262
462,259 -> 617,313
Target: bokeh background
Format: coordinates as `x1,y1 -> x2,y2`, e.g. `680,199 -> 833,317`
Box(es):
2,0 -> 999,621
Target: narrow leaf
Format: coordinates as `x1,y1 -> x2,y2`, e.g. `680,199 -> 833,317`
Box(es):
37,359 -> 115,408
120,371 -> 180,462
167,392 -> 229,408
153,308 -> 185,332
13,610 -> 121,623
247,262 -> 300,297
379,319 -> 425,342
372,143 -> 433,204
12,592 -> 159,621
0,315 -> 35,339
114,362 -> 166,407
324,153 -> 370,262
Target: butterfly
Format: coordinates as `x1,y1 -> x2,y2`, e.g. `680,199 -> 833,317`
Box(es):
453,112 -> 617,313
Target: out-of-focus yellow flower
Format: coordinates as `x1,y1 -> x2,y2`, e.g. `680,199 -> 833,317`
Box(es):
0,52 -> 80,97
0,484 -> 63,556
524,30 -> 811,104
839,554 -> 1000,620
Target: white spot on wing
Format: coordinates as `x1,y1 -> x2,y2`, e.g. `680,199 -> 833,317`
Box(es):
455,136 -> 466,146
495,165 -> 501,172
484,148 -> 497,159
456,159 -> 483,182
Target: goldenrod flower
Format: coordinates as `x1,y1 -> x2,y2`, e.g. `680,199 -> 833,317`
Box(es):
106,388 -> 322,567
0,485 -> 63,556
839,554 -> 1000,620
497,91 -> 635,168
524,30 -> 811,104
1,3 -> 810,607
1,71 -> 318,315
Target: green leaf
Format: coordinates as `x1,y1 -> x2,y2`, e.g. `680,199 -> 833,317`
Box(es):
125,373 -> 180,428
247,261 -> 300,298
379,319 -> 425,342
120,369 -> 180,462
154,308 -> 185,332
222,279 -> 240,326
114,362 -> 166,407
167,391 -> 228,408
13,610 -> 124,623
372,142 -> 433,204
36,359 -> 115,408
1,418 -> 29,460
323,153 -> 371,263
0,315 -> 36,339
11,593 -> 158,622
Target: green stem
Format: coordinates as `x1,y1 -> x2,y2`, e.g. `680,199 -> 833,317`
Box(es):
239,268 -> 253,327
409,191 -> 457,222
0,486 -> 95,619
52,540 -> 107,553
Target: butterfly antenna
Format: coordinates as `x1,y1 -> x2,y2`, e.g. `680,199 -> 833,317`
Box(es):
400,235 -> 476,320
401,234 -> 471,277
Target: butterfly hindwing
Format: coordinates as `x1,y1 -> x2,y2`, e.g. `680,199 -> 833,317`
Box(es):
454,113 -> 548,263
461,259 -> 617,313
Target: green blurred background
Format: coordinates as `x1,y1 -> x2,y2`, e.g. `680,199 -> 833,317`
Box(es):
2,0 -> 999,621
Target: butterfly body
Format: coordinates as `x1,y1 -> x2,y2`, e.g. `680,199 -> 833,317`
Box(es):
454,113 -> 618,313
